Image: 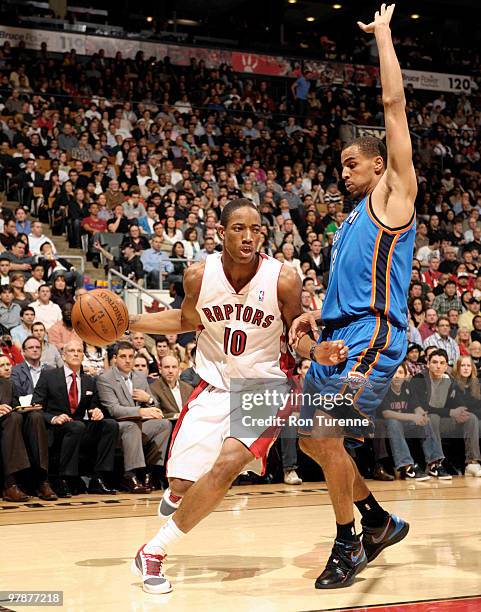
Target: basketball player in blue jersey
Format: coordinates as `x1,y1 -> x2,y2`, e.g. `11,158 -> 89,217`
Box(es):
290,4 -> 417,589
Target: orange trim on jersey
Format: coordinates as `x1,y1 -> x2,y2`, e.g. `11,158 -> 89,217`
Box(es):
351,313 -> 381,375
366,197 -> 416,235
364,319 -> 391,378
383,236 -> 399,316
370,230 -> 383,311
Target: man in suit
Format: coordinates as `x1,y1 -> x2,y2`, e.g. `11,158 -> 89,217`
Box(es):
97,341 -> 172,493
14,158 -> 44,211
150,355 -> 193,419
32,340 -> 119,498
0,352 -> 57,502
11,335 -> 51,400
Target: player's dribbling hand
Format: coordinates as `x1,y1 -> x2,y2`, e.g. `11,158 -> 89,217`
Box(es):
357,3 -> 395,34
314,340 -> 348,365
288,312 -> 320,348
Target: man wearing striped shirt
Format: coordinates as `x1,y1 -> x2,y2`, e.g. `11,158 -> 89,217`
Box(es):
423,317 -> 460,366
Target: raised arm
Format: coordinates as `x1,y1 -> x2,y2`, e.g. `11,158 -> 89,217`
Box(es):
128,262 -> 204,335
359,4 -> 417,227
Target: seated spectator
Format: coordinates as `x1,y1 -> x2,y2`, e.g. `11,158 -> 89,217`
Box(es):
418,308 -> 438,342
132,354 -> 157,384
471,316 -> 481,344
194,236 -> 217,262
0,354 -> 56,502
432,280 -> 462,315
138,204 -> 158,235
382,362 -> 445,480
181,227 -> 201,260
29,285 -> 62,330
24,263 -> 45,298
122,189 -> 146,221
448,356 -> 481,477
447,308 -> 459,339
423,316 -> 460,367
410,349 -> 478,478
150,355 -> 194,419
0,218 -> 19,250
82,342 -> 108,377
405,343 -> 425,377
164,334 -> 185,365
2,239 -> 34,276
47,303 -> 81,352
10,305 -> 35,348
15,207 -> 31,235
121,224 -> 150,253
0,257 -> 11,285
32,341 -> 119,497
94,240 -> 144,285
28,221 -> 56,257
151,222 -> 175,255
97,341 -> 172,493
31,321 -> 63,368
140,236 -> 174,289
50,274 -> 75,310
11,335 -> 50,399
107,204 -> 131,235
0,285 -> 21,330
130,332 -> 157,375
38,243 -> 83,289
81,202 -> 108,258
458,297 -> 480,331
456,327 -> 471,356
9,272 -> 33,309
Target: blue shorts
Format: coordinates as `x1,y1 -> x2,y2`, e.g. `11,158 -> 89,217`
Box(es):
300,315 -> 407,446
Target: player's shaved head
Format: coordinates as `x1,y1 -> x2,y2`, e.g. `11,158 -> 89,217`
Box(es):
220,198 -> 259,228
343,136 -> 387,166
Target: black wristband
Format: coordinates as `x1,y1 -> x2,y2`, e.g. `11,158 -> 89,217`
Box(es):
309,343 -> 317,363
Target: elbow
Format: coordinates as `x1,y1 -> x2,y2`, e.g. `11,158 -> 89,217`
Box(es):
382,94 -> 406,108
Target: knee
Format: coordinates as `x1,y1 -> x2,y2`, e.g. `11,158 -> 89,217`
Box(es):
169,477 -> 193,497
210,452 -> 247,488
26,410 -> 45,425
101,418 -> 119,434
385,418 -> 402,432
429,413 -> 440,425
299,436 -> 343,464
120,422 -> 141,437
3,411 -> 23,429
64,420 -> 86,435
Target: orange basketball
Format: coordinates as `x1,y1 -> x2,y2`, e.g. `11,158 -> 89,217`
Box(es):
72,289 -> 129,347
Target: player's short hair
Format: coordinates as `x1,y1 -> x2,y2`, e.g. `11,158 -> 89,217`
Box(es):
343,136 -> 387,166
220,198 -> 259,228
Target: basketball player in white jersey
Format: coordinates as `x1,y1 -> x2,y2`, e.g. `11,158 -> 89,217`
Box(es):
128,198 -> 347,593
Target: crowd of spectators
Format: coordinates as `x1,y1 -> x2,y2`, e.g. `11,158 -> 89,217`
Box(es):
0,36 -> 481,502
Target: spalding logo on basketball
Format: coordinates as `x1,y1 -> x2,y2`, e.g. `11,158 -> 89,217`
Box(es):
72,289 -> 129,347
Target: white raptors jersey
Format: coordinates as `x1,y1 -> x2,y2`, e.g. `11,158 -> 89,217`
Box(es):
195,252 -> 290,390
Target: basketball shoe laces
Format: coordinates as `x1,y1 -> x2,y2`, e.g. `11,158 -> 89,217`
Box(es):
143,551 -> 165,577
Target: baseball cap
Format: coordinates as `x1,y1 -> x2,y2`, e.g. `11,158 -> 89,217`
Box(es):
458,272 -> 469,278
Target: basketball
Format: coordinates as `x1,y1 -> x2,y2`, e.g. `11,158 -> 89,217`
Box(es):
72,289 -> 129,346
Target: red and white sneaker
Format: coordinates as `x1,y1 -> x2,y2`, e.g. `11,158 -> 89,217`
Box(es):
131,544 -> 173,594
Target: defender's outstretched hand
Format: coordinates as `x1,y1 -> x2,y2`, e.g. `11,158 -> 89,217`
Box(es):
358,3 -> 395,33
313,340 -> 348,366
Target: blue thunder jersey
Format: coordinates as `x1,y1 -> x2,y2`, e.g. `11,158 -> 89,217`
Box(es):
322,194 -> 415,328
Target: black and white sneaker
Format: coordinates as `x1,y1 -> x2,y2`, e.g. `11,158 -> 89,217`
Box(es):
400,464 -> 430,481
427,462 -> 452,480
315,538 -> 367,589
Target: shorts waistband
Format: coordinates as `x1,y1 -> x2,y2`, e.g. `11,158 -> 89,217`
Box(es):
322,314 -> 405,331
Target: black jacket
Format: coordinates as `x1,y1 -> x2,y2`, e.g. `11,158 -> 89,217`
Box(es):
32,367 -> 107,424
408,372 -> 455,418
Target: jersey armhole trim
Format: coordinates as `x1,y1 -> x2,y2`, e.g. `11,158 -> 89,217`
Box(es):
367,194 -> 415,235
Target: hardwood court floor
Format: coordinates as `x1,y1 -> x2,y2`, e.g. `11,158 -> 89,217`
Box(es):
1,478 -> 481,612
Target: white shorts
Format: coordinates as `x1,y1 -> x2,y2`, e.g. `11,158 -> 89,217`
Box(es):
166,380 -> 282,482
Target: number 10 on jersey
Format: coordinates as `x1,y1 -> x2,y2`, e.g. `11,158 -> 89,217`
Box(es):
223,327 -> 247,356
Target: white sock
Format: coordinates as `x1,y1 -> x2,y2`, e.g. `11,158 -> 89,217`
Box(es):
144,517 -> 185,555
